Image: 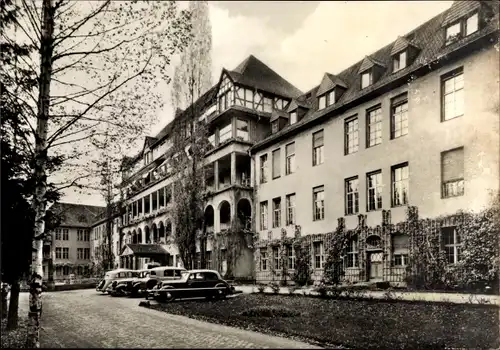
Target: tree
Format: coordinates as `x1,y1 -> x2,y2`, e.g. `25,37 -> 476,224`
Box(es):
170,0 -> 212,270
3,1 -> 193,346
0,0 -> 61,330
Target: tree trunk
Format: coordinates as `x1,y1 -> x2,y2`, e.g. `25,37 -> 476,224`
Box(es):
27,0 -> 55,347
6,280 -> 20,330
1,283 -> 8,319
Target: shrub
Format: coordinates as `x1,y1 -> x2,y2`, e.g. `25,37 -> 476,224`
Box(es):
269,281 -> 280,294
257,284 -> 266,293
241,306 -> 300,318
288,285 -> 299,296
292,243 -> 313,287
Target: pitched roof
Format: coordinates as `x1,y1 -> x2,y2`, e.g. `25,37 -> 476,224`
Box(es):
143,136 -> 157,150
251,2 -> 499,153
270,109 -> 289,122
442,1 -> 483,27
51,202 -> 105,228
358,55 -> 386,73
226,55 -> 303,99
390,36 -> 420,56
123,244 -> 168,255
316,73 -> 348,96
286,99 -> 311,113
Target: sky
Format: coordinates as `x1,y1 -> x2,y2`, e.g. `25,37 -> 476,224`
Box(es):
64,0 -> 453,207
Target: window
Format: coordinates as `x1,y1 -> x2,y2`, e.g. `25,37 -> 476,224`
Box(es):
84,230 -> 90,241
272,148 -> 281,179
272,247 -> 280,269
345,238 -> 358,268
392,234 -> 409,267
465,13 -> 478,36
446,13 -> 479,45
441,147 -> 464,198
144,151 -> 152,165
287,245 -> 295,269
259,154 -> 268,184
263,97 -> 273,112
313,242 -> 324,269
159,188 -> 165,208
138,199 -> 143,215
236,119 -> 249,141
345,177 -> 359,215
393,51 -> 407,72
152,192 -> 157,211
260,248 -> 268,271
77,229 -> 83,241
318,95 -> 326,110
289,110 -> 298,125
442,226 -> 461,264
260,201 -> 268,231
55,247 -> 62,259
391,93 -> 408,138
208,134 -> 216,147
318,90 -> 335,110
392,163 -> 409,206
286,193 -> 296,226
361,71 -> 372,89
77,248 -> 84,260
62,229 -> 69,240
285,142 -> 295,175
272,197 -> 281,228
312,130 -> 324,166
55,229 -> 61,240
219,123 -> 232,144
344,116 -> 359,155
367,106 -> 382,147
367,171 -> 383,211
442,68 -> 464,121
271,121 -> 279,134
63,247 -> 69,259
218,91 -> 231,112
313,185 -> 325,221
84,248 -> 90,260
144,195 -> 150,214
63,266 -> 70,276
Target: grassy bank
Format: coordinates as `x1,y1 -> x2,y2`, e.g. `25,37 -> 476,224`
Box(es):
146,294 -> 499,349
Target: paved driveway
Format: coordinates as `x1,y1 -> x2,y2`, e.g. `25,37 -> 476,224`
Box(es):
18,290 -> 320,348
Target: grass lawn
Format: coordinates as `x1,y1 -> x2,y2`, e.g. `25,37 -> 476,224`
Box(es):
147,294 -> 499,349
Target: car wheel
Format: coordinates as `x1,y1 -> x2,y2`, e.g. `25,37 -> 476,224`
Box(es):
162,286 -> 175,302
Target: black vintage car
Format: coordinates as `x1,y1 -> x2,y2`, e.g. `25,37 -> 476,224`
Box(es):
147,269 -> 239,302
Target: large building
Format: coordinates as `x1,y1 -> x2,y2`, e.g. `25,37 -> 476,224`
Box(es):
43,203 -> 104,282
116,1 -> 499,286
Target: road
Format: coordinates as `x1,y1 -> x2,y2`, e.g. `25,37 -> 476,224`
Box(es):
18,290 -> 321,349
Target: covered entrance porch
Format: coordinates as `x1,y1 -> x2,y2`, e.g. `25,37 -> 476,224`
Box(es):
119,244 -> 171,270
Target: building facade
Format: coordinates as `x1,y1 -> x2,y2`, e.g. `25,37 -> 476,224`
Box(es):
43,203 -> 104,282
114,1 -> 499,286
251,0 -> 499,285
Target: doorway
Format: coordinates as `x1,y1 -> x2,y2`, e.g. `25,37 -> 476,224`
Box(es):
368,252 -> 383,281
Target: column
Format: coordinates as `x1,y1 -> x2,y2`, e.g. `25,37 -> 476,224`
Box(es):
230,152 -> 236,185
214,160 -> 219,191
250,156 -> 255,187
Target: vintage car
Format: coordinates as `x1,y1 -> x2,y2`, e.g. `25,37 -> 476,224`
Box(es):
95,269 -> 137,294
147,269 -> 239,302
108,269 -> 149,297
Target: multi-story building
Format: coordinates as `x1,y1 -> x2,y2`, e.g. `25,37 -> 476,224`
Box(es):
90,206 -> 122,270
251,0 -> 499,284
43,203 -> 104,282
117,1 -> 499,285
118,55 -> 303,278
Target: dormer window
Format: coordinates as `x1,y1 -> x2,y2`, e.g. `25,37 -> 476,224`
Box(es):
289,110 -> 298,125
271,120 -> 279,134
445,12 -> 479,45
318,90 -> 335,110
144,151 -> 152,165
361,71 -> 372,89
392,51 -> 407,72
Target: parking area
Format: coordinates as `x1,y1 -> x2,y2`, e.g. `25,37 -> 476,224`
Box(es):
17,290 -> 320,348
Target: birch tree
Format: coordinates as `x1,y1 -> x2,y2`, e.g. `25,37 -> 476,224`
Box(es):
3,0 -> 193,347
170,0 -> 213,269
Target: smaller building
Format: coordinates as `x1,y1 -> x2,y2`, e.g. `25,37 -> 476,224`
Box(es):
43,203 -> 104,282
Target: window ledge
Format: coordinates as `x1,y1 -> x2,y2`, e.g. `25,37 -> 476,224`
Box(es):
441,114 -> 464,123
391,204 -> 408,208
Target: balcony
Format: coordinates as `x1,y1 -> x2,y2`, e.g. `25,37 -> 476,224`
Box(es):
204,152 -> 252,196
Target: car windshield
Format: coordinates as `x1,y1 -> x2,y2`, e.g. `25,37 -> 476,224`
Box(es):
180,271 -> 189,279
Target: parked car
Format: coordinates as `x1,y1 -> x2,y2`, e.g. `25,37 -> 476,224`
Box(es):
147,269 -> 239,302
141,266 -> 187,292
96,269 -> 136,294
109,266 -> 176,297
109,269 -> 148,297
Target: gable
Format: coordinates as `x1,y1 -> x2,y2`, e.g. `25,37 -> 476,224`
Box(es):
358,56 -> 386,74
390,36 -> 420,56
121,245 -> 134,256
316,73 -> 348,97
